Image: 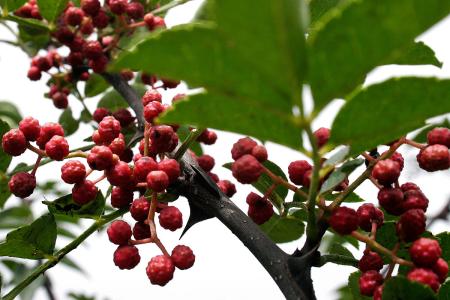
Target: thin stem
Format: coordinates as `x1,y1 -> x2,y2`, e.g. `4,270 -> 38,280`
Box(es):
173,127 -> 205,160
305,126 -> 321,242
31,155 -> 43,176
152,0 -> 190,15
144,123 -> 150,156
403,138 -> 426,150
27,144 -> 47,156
262,166 -> 309,199
3,209 -> 127,300
385,243 -> 400,279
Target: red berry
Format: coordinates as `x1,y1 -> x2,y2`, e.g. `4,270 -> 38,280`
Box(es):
217,180 -> 236,197
110,186 -> 134,208
288,160 -> 312,185
134,156 -> 158,182
246,193 -> 273,225
359,271 -> 383,296
142,89 -> 162,105
144,101 -> 164,123
427,127 -> 450,148
83,40 -> 103,59
98,116 -> 121,144
407,268 -> 440,292
396,209 -> 426,242
158,159 -> 180,183
125,1 -> 144,19
119,148 -> 134,163
152,17 -> 166,30
329,206 -> 358,235
149,125 -> 178,154
147,170 -> 169,192
377,187 -> 404,216
72,180 -> 98,205
107,220 -> 132,245
112,109 -> 135,127
61,160 -> 86,184
359,250 -> 384,272
251,145 -> 268,162
432,258 -> 448,283
130,197 -> 150,222
143,13 -> 155,30
171,245 -> 195,270
35,56 -> 52,72
51,92 -> 68,109
65,7 -> 84,26
54,27 -> 74,45
120,69 -> 134,81
2,129 -> 27,156
36,122 -> 64,149
88,55 -> 108,73
19,117 -> 40,141
92,9 -> 109,28
356,203 -> 384,232
87,145 -> 114,170
158,206 -> 183,231
402,189 -> 428,212
208,172 -> 219,182
80,17 -> 94,35
113,245 -> 140,270
92,130 -> 106,145
146,255 -> 175,286
232,154 -> 263,184
197,129 -> 217,145
81,0 -> 100,16
231,137 -> 257,160
108,136 -> 126,156
401,182 -> 421,192
410,238 -> 442,267
67,51 -> 84,67
373,285 -> 383,300
313,127 -> 330,149
108,0 -> 127,14
372,159 -> 401,186
417,145 -> 450,171
197,154 -> 215,172
45,135 -> 69,161
27,66 -> 41,81
141,73 -> 157,86
133,221 -> 150,240
8,172 -> 36,198
106,161 -> 134,187
93,107 -> 111,123
381,151 -> 405,170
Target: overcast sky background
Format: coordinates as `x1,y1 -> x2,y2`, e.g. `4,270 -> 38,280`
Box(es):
0,1 -> 450,299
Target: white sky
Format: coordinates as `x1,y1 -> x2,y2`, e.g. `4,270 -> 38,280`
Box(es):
0,1 -> 450,299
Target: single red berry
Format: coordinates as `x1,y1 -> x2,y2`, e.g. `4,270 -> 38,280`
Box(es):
158,159 -> 180,183
381,151 -> 405,170
98,116 -> 121,144
246,193 -> 274,225
82,40 -> 103,59
87,145 -> 114,170
92,9 -> 109,28
106,161 -> 134,187
108,135 -> 126,156
409,238 -> 442,267
147,170 -> 169,192
80,17 -> 94,35
329,206 -> 358,235
396,209 -> 426,242
2,129 -> 27,156
288,160 -> 312,185
143,13 -> 155,30
356,203 -> 384,232
133,221 -> 150,240
51,92 -> 68,109
93,107 -> 110,123
130,197 -> 150,222
197,154 -> 215,172
88,55 -> 108,73
45,135 -> 69,161
432,258 -> 448,283
197,129 -> 217,145
372,159 -> 401,186
401,182 -> 421,192
377,187 -> 404,216
120,69 -> 134,81
141,73 -> 157,86
427,127 -> 450,148
251,145 -> 268,162
19,117 -> 40,141
67,51 -> 84,67
35,56 -> 52,72
112,109 -> 135,127
107,220 -> 132,245
313,127 -> 330,148
8,172 -> 36,198
81,0 -> 100,16
125,1 -> 144,19
36,122 -> 64,149
231,137 -> 257,160
149,125 -> 178,154
72,180 -> 98,205
158,206 -> 183,231
54,27 -> 74,45
27,66 -> 41,81
65,7 -> 84,26
208,172 -> 219,182
119,148 -> 134,163
402,189 -> 428,212
110,186 -> 134,208
61,160 -> 86,184
108,0 -> 127,14
359,250 -> 384,272
142,89 -> 162,105
113,245 -> 140,270
171,245 -> 195,270
232,154 -> 263,184
146,255 -> 175,286
151,17 -> 166,30
217,180 -> 236,197
134,156 -> 158,182
407,268 -> 440,292
359,271 -> 383,296
417,145 -> 450,171
144,101 -> 165,123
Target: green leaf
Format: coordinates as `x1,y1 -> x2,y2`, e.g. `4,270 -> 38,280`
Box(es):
308,0 -> 344,29
382,276 -> 436,300
17,24 -> 50,56
412,119 -> 450,143
224,160 -> 289,209
320,158 -> 364,193
84,74 -> 109,97
375,221 -> 397,251
161,92 -> 301,149
58,107 -> 79,136
331,78 -> 450,155
176,125 -> 203,156
324,191 -> 364,203
0,213 -> 57,259
0,205 -> 33,229
0,119 -> 12,172
391,42 -> 442,68
438,280 -> 450,300
437,232 -> 450,262
43,192 -> 106,219
324,146 -> 350,167
98,84 -> 146,111
0,101 -> 21,127
308,0 -> 450,110
37,0 -> 69,22
1,0 -> 27,11
348,272 -> 371,300
259,213 -> 305,243
328,242 -> 355,259
0,175 -> 11,208
5,15 -> 49,31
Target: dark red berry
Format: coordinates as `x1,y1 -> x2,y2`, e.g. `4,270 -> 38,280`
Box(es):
80,17 -> 94,34
106,161 -> 134,187
19,117 -> 40,141
36,122 -> 64,149
141,73 -> 157,86
92,9 -> 109,28
208,172 -> 219,182
109,0 -> 127,14
232,154 -> 263,184
27,66 -> 41,81
147,170 -> 169,192
54,27 -> 74,45
72,180 -> 98,205
359,250 -> 384,272
407,268 -> 440,292
373,285 -> 383,300
87,145 -> 114,170
113,245 -> 140,270
134,156 -> 158,182
130,197 -> 150,222
2,129 -> 27,156
402,189 -> 428,212
427,127 -> 450,148
313,127 -> 330,148
107,220 -> 132,245
125,1 -> 144,19
396,209 -> 426,242
61,160 -> 86,184
112,109 -> 135,127
158,206 -> 183,231
158,159 -> 180,183
171,245 -> 195,270
401,182 -> 421,192
149,125 -> 178,153
417,145 -> 450,171
356,203 -> 384,232
432,258 -> 448,283
81,0 -> 100,16
409,238 -> 442,267
288,160 -> 312,185
83,40 -> 103,59
8,172 -> 36,198
251,145 -> 268,162
110,186 -> 134,208
88,55 -> 108,73
143,13 -> 155,30
359,271 -> 383,296
98,116 -> 121,144
65,7 -> 84,26
231,137 -> 257,160
377,187 -> 404,216
197,129 -> 217,145
93,107 -> 111,123
51,92 -> 68,109
217,180 -> 236,197
133,221 -> 151,240
246,193 -> 273,225
146,255 -> 175,286
329,206 -> 358,235
372,159 -> 401,186
35,56 -> 52,72
197,154 -> 215,172
45,135 -> 69,161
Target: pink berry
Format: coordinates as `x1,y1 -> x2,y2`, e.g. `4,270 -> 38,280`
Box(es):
45,135 -> 69,161
407,268 -> 440,292
2,129 -> 27,156
61,160 -> 86,184
231,137 -> 257,160
142,89 -> 162,105
19,117 -> 40,141
409,238 -> 442,267
231,154 -> 263,184
313,127 -> 330,148
251,145 -> 268,162
36,122 -> 64,149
